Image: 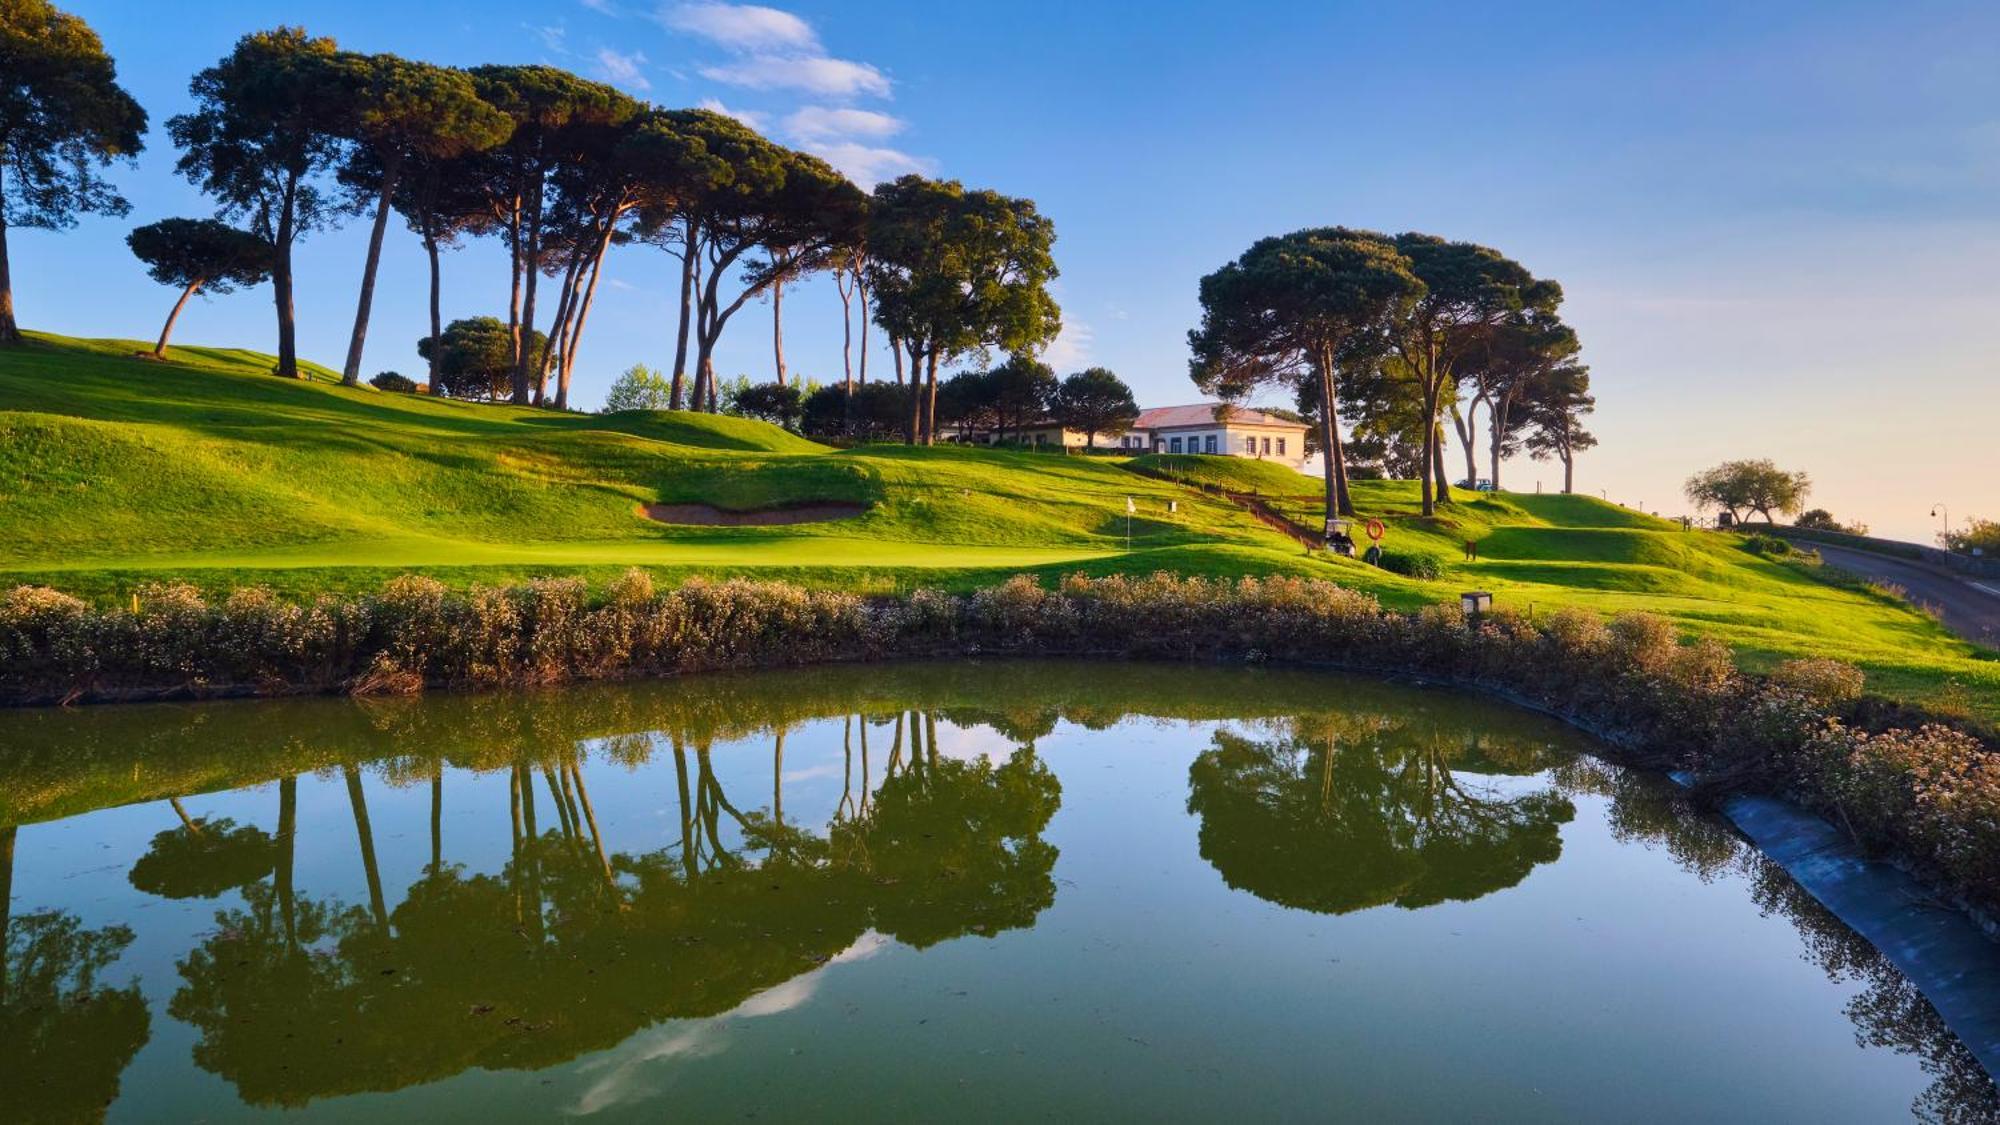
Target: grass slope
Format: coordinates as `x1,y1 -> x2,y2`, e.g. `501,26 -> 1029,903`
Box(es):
2,332 -> 1992,715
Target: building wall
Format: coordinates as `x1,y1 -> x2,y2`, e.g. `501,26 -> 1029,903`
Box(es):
1149,425 -> 1307,470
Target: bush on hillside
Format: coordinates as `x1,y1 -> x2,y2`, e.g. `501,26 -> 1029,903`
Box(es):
369,371 -> 418,394
3,572 -> 1997,920
1794,508 -> 1868,536
1377,551 -> 1442,580
1742,534 -> 1792,556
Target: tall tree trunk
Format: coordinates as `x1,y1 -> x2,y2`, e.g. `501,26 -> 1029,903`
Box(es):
272,184 -> 300,379
923,351 -> 939,445
891,336 -> 904,386
430,767 -> 443,874
511,179 -> 542,405
422,220 -> 442,392
276,777 -> 297,946
903,345 -> 922,444
345,766 -> 389,931
772,730 -> 785,831
857,271 -> 869,383
837,269 -> 853,392
1452,400 -> 1479,485
538,256 -> 582,407
0,165 -> 18,346
341,160 -> 401,385
505,194 -> 523,369
559,235 -> 611,411
771,275 -> 786,386
169,796 -> 202,833
1563,445 -> 1575,494
1431,423 -> 1452,503
1489,396 -> 1508,492
154,279 -> 204,358
1418,385 -> 1438,516
569,765 -> 613,882
672,741 -> 696,880
670,224 -> 696,410
1315,356 -> 1353,518
0,825 -> 13,1004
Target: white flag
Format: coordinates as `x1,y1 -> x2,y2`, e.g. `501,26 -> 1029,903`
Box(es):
1125,497 -> 1136,514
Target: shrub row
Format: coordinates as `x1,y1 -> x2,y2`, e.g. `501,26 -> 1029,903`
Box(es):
3,571 -> 1996,917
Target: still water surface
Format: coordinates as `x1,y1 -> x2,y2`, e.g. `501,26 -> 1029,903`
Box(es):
1,661 -> 1993,1122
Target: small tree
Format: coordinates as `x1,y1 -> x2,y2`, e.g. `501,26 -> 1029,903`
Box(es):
602,363 -> 674,412
418,316 -> 544,401
368,371 -> 416,393
0,0 -> 147,345
1521,362 -> 1595,494
1189,227 -> 1421,519
1053,367 -> 1139,450
1684,459 -> 1810,527
170,27 -> 350,379
803,382 -> 902,440
1795,509 -> 1868,536
936,369 -> 998,440
868,175 -> 1060,445
986,354 -> 1058,444
730,382 -> 803,430
125,218 -> 273,357
1941,518 -> 2000,556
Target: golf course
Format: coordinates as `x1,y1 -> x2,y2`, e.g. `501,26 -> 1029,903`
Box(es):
3,331 -> 1992,716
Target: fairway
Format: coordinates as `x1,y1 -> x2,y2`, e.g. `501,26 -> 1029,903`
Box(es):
1,332 -> 1994,716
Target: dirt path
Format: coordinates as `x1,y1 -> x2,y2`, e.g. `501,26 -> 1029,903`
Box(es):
640,502 -> 868,527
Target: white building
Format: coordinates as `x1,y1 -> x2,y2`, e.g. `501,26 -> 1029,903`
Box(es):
953,402 -> 1312,473
1126,404 -> 1310,471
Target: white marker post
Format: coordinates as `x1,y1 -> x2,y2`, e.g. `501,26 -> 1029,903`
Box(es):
1125,496 -> 1135,550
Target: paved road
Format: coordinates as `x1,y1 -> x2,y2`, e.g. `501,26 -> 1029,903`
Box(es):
1811,543 -> 2000,649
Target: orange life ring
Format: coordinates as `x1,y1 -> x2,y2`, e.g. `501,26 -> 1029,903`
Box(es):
1364,519 -> 1386,542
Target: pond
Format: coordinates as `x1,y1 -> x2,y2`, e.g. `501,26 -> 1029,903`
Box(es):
1,661 -> 1993,1122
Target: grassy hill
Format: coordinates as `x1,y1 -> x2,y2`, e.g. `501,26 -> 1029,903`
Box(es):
2,332 -> 1993,714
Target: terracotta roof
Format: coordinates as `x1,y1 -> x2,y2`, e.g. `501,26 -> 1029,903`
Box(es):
1132,403 -> 1304,430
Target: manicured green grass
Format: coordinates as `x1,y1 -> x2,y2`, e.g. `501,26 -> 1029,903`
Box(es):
2,331 -> 1993,716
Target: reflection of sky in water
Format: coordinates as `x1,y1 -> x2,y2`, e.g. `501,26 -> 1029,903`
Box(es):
570,932 -> 892,1116
3,664 -> 1991,1122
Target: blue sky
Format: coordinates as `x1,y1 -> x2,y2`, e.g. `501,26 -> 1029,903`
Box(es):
19,0 -> 2000,540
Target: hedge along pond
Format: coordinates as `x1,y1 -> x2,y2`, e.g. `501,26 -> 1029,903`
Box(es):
3,659 -> 1996,1120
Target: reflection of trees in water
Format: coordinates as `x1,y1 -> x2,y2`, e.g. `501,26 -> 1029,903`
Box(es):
163,712 -> 1059,1108
1552,759 -> 2000,1123
1,826 -> 152,1123
127,799 -> 277,901
1186,713 -> 1575,914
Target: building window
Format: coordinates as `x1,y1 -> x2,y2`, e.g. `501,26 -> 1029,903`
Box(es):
1170,437 -> 1182,453
1261,437 -> 1272,455
1277,438 -> 1286,456
1244,435 -> 1256,454
1204,434 -> 1217,454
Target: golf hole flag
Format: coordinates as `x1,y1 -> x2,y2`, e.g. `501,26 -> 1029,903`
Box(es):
1126,497 -> 1136,514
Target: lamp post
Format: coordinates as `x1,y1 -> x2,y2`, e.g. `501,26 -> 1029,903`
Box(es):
1933,504 -> 1951,546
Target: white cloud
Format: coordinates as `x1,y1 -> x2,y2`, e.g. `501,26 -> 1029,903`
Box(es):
529,23 -> 569,53
802,140 -> 935,186
595,47 -> 651,90
1043,315 -> 1093,371
566,932 -> 890,1116
698,96 -> 769,132
785,105 -> 904,143
699,55 -> 891,99
661,3 -> 819,52
579,0 -> 616,12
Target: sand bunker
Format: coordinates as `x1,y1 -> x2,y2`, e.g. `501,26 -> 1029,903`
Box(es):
640,501 -> 869,526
